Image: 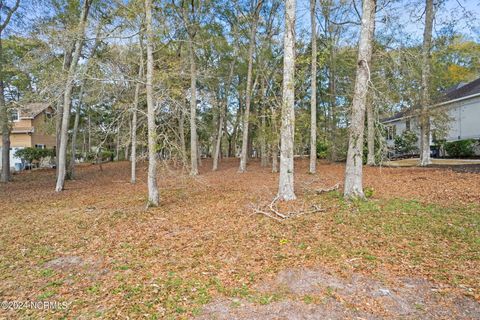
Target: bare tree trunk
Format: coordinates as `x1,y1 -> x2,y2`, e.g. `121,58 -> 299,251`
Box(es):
271,99 -> 279,173
68,85 -> 84,179
259,80 -> 268,167
0,39 -> 10,182
309,0 -> 317,174
328,49 -> 337,161
197,136 -> 202,167
213,56 -> 235,171
366,96 -> 375,166
55,0 -> 91,192
187,38 -> 198,175
260,110 -> 268,166
419,0 -> 433,167
124,134 -> 129,161
144,0 -> 159,205
277,0 -> 296,201
343,0 -> 376,199
0,0 -> 20,182
55,42 -> 75,176
212,104 -> 223,171
131,54 -> 143,184
115,121 -> 121,161
239,0 -> 262,172
178,102 -> 186,164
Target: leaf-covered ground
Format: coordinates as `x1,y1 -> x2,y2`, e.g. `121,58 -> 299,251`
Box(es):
0,159 -> 479,319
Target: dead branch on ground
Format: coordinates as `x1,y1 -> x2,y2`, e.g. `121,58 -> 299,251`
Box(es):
251,196 -> 324,221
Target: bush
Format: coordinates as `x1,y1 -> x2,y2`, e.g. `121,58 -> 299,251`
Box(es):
394,130 -> 418,155
15,147 -> 55,163
86,150 -> 114,162
445,139 -> 475,158
316,141 -> 328,159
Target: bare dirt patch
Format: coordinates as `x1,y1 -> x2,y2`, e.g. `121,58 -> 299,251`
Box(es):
199,267 -> 480,319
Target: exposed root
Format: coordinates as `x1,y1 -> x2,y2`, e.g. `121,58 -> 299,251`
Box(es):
313,183 -> 340,194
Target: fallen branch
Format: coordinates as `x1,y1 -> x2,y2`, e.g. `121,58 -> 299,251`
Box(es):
252,196 -> 324,221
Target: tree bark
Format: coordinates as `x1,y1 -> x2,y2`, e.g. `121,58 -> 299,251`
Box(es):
213,57 -> 235,171
309,0 -> 317,174
187,36 -> 198,175
68,84 -> 84,179
115,120 -> 121,161
0,37 -> 10,182
239,0 -> 262,172
144,0 -> 159,205
55,0 -> 91,192
260,81 -> 268,167
343,0 -> 376,199
328,47 -> 337,161
277,0 -> 296,201
131,51 -> 143,184
271,103 -> 278,173
366,96 -> 375,166
178,104 -> 186,163
419,0 -> 434,167
0,0 -> 20,182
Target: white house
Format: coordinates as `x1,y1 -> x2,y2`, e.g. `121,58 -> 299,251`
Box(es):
382,77 -> 480,157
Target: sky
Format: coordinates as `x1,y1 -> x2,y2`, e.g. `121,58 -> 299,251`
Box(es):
3,0 -> 480,44
295,0 -> 480,43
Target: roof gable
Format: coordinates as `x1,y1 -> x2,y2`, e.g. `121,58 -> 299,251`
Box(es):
18,103 -> 51,119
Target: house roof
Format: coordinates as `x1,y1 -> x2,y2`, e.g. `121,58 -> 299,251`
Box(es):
18,103 -> 51,119
381,108 -> 416,123
382,76 -> 480,123
442,77 -> 480,101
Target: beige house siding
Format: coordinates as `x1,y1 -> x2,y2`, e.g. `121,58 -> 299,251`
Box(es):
31,113 -> 56,148
9,133 -> 33,147
0,104 -> 56,170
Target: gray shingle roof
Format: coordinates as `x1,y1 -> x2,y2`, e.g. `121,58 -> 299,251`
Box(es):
382,76 -> 480,122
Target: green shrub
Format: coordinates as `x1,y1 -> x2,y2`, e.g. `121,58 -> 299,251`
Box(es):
394,130 -> 418,155
15,147 -> 55,163
316,141 -> 328,159
445,139 -> 475,158
86,150 -> 114,162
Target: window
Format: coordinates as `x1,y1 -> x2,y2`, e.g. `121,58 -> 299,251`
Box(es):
405,119 -> 411,131
10,109 -> 19,122
386,125 -> 396,140
35,144 -> 46,149
44,111 -> 53,121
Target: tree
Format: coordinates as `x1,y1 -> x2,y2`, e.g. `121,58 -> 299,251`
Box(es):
343,0 -> 376,199
69,22 -> 104,179
0,0 -> 20,182
366,96 -> 375,166
277,0 -> 296,201
238,0 -> 262,173
144,0 -> 159,206
213,49 -> 235,171
55,0 -> 91,192
131,36 -> 143,184
309,0 -> 317,174
180,0 -> 200,176
419,0 -> 434,167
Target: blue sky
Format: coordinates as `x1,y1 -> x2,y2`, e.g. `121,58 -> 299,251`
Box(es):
3,0 -> 480,44
295,0 -> 480,43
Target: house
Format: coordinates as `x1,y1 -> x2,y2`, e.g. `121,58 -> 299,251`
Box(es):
382,77 -> 480,157
0,103 -> 56,171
